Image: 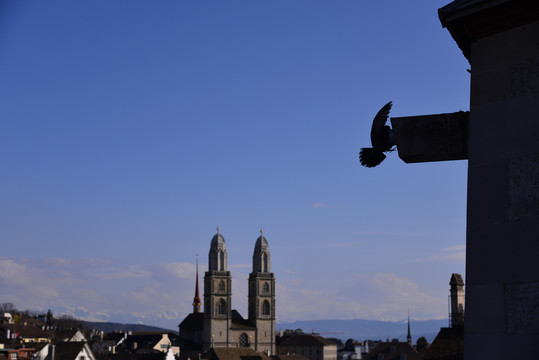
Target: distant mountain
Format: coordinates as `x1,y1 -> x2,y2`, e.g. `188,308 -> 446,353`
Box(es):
276,319 -> 448,343
49,306 -> 181,331
49,304 -> 446,343
80,320 -> 175,334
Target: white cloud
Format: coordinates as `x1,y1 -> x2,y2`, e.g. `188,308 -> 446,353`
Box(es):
94,265 -> 152,280
406,244 -> 466,263
158,262 -> 195,280
0,257 -> 196,325
276,271 -> 446,322
312,203 -> 327,208
0,257 -> 450,328
0,258 -> 32,286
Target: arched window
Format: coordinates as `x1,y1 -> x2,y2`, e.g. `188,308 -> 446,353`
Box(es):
262,252 -> 268,272
218,299 -> 227,315
262,300 -> 270,316
218,280 -> 225,292
262,282 -> 270,294
218,250 -> 225,271
239,333 -> 249,347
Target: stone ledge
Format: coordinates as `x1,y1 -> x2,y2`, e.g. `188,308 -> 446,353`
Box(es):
390,111 -> 469,163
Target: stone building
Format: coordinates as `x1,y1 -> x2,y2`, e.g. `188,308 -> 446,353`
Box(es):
179,229 -> 276,356
422,273 -> 464,360
276,335 -> 337,360
438,0 -> 539,358
362,341 -> 419,360
387,0 -> 539,358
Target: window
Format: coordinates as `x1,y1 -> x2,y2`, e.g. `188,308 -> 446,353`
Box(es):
262,253 -> 268,272
218,299 -> 227,315
239,333 -> 249,347
262,300 -> 270,316
218,280 -> 225,292
219,250 -> 225,271
262,282 -> 270,294
10,354 -> 17,360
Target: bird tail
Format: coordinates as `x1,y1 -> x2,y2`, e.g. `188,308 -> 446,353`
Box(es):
359,148 -> 386,168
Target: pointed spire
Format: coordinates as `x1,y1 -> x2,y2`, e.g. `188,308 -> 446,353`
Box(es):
192,255 -> 201,313
407,311 -> 412,345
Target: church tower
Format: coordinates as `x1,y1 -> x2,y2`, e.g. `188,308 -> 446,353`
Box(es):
203,227 -> 232,351
248,230 -> 276,354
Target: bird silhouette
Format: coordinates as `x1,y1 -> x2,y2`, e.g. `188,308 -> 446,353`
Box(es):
359,101 -> 396,167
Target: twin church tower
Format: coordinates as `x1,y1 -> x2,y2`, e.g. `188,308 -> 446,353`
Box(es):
179,228 -> 276,355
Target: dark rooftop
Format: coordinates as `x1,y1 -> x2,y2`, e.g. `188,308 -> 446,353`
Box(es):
363,341 -> 420,360
278,335 -> 336,347
44,342 -> 86,360
208,347 -> 271,360
231,310 -> 256,330
422,327 -> 464,360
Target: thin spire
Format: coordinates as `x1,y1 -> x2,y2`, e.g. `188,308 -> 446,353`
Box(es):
192,255 -> 201,313
407,311 -> 412,345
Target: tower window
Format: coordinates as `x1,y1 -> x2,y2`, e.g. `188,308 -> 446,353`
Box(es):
262,252 -> 268,272
218,250 -> 225,271
262,282 -> 270,294
218,299 -> 227,315
262,300 -> 270,316
218,280 -> 225,292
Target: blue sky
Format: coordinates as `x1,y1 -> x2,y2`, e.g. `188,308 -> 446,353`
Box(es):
1,1 -> 469,330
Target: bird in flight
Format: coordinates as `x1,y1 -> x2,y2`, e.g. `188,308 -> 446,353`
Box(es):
359,101 -> 396,167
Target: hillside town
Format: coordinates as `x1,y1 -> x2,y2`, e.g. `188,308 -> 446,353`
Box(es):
0,301 -> 463,360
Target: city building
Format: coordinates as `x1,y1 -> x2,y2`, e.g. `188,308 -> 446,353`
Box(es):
422,273 -> 464,360
276,334 -> 337,360
179,229 -> 276,357
362,340 -> 420,360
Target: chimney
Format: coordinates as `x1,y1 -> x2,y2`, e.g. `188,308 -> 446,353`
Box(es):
449,273 -> 464,327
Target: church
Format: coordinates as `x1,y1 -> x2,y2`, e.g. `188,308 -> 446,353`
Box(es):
179,228 -> 276,357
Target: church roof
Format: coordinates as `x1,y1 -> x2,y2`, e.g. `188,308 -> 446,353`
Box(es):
179,312 -> 204,331
230,310 -> 256,330
211,232 -> 226,249
254,235 -> 269,252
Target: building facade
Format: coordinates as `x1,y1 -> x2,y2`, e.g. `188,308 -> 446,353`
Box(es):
276,335 -> 337,360
180,229 -> 276,355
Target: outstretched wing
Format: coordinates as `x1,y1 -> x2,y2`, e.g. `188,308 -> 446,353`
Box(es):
370,101 -> 392,147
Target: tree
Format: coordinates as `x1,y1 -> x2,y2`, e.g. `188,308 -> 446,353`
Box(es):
0,303 -> 15,314
416,336 -> 428,354
54,314 -> 82,330
46,309 -> 53,325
